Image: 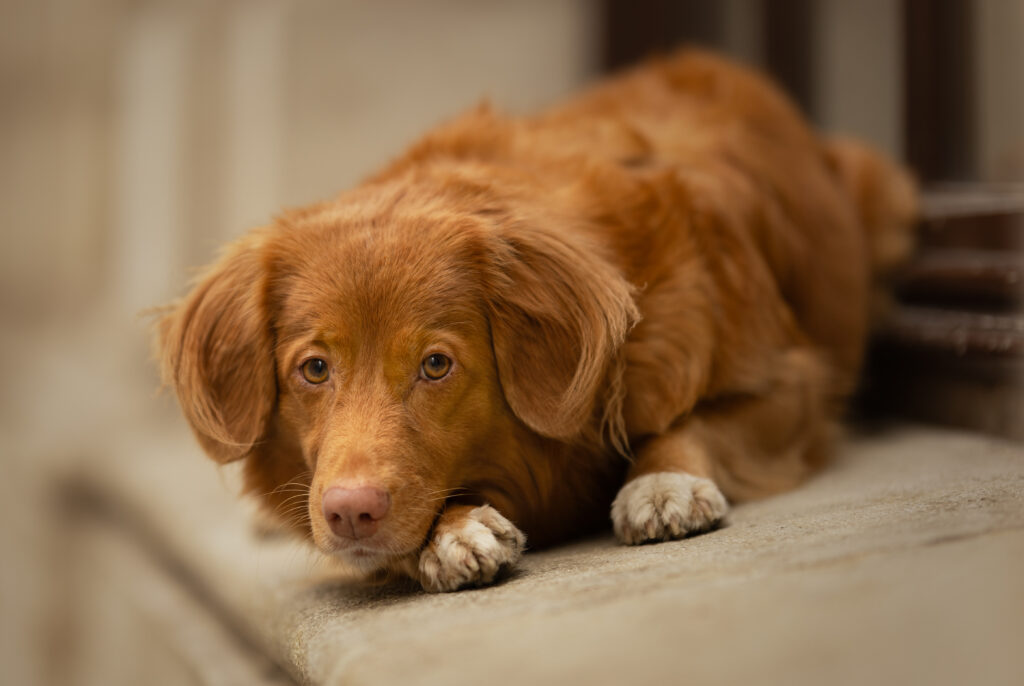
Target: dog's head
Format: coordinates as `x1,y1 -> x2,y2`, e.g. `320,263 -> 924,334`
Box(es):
158,181 -> 637,573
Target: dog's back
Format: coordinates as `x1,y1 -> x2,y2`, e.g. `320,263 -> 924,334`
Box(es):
376,50 -> 915,405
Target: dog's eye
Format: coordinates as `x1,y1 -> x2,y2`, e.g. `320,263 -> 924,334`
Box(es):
301,358 -> 329,384
421,353 -> 452,380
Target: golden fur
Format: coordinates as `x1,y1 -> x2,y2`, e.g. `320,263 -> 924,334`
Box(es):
158,50 -> 916,590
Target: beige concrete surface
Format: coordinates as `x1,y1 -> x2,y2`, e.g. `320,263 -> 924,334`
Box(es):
68,423 -> 1024,686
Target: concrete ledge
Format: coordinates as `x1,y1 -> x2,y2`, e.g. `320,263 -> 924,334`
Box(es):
69,425 -> 1024,685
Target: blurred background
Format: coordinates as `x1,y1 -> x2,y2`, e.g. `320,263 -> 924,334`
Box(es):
1,1 -> 1021,684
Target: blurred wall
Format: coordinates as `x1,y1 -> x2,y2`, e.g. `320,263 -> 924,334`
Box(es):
1,0 -> 599,326
813,0 -> 902,157
976,0 -> 1024,182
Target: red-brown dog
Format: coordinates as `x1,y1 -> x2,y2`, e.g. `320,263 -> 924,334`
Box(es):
158,50 -> 915,592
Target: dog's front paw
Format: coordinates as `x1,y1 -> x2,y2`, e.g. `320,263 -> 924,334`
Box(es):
611,471 -> 728,545
418,505 -> 526,593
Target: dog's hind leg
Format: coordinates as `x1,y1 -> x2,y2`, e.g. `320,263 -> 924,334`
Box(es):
612,347 -> 836,545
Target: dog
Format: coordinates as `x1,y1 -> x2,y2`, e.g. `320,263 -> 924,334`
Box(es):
158,50 -> 916,592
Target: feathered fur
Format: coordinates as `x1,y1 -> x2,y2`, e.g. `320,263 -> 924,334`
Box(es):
157,50 -> 916,588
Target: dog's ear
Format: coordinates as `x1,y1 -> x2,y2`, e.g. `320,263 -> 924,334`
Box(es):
485,222 -> 639,442
157,232 -> 276,463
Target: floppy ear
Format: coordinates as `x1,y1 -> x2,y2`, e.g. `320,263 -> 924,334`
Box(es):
157,232 -> 276,463
485,222 -> 639,443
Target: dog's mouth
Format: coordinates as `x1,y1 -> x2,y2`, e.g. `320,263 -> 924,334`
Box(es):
327,540 -> 422,573
337,543 -> 406,560
318,513 -> 434,568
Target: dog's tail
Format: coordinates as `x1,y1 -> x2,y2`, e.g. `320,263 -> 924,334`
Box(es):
824,137 -> 919,324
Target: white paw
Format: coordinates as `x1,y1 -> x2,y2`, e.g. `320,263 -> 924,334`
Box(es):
611,472 -> 728,545
418,505 -> 526,593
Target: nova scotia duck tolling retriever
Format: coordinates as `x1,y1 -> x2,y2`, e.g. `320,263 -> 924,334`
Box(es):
158,50 -> 916,592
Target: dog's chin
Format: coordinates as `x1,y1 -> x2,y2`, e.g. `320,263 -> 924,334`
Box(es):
332,546 -> 389,573
326,542 -> 418,576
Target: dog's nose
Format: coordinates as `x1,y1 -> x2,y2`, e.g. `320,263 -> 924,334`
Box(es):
322,486 -> 391,540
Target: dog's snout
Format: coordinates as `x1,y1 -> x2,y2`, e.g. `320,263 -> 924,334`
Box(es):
322,486 -> 391,540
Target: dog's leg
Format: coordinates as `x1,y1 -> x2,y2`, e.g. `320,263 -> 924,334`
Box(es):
611,430 -> 730,545
613,347 -> 835,544
416,503 -> 526,592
